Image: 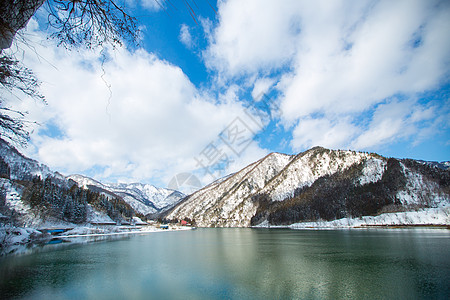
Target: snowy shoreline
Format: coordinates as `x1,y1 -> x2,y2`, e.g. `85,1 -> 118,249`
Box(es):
253,207 -> 450,229
2,207 -> 449,256
0,225 -> 192,256
58,225 -> 192,238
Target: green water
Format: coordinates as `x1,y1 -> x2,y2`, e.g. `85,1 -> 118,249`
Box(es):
0,228 -> 449,299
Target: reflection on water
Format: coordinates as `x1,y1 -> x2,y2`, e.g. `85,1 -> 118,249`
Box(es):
0,229 -> 449,299
0,233 -> 132,257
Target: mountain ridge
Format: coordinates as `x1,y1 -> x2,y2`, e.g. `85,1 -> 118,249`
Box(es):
1,138 -> 448,228
0,139 -> 183,226
165,147 -> 449,227
67,174 -> 185,216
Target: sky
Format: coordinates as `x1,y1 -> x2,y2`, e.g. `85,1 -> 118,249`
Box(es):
3,0 -> 450,192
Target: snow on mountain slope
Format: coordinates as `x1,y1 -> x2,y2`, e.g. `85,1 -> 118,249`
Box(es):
166,147 -> 449,227
0,139 -> 152,226
417,160 -> 450,170
67,174 -> 104,189
0,137 -> 184,222
0,178 -> 33,225
110,183 -> 179,210
1,170 -> 113,228
396,161 -> 448,207
0,139 -> 64,182
280,207 -> 450,228
68,175 -> 185,215
358,158 -> 386,185
260,147 -> 375,201
166,152 -> 293,227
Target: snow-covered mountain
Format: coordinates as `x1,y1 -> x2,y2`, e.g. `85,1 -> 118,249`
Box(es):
67,175 -> 185,216
416,160 -> 450,170
0,138 -> 66,184
165,147 -> 449,227
0,139 -> 182,227
0,139 -> 140,227
165,152 -> 292,227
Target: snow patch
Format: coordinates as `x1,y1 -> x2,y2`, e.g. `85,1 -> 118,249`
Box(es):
0,179 -> 34,225
266,149 -> 373,201
167,152 -> 292,227
68,174 -> 185,215
86,205 -> 115,224
0,226 -> 42,246
132,216 -> 147,225
396,162 -> 448,207
284,207 -> 450,229
359,158 -> 386,185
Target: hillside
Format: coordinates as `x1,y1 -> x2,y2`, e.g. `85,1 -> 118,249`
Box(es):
165,147 -> 449,227
0,139 -> 136,227
165,152 -> 292,227
0,137 -> 186,231
68,174 -> 185,216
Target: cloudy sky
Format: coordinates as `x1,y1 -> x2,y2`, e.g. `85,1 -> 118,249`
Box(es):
4,0 -> 450,190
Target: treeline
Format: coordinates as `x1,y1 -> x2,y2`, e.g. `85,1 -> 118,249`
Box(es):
21,176 -> 135,224
0,156 -> 10,179
251,158 -> 444,226
0,186 -> 19,225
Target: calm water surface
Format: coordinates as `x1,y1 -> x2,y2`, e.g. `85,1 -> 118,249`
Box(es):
0,228 -> 449,299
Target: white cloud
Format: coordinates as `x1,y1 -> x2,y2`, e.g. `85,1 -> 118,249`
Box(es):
123,0 -> 162,12
179,24 -> 193,48
204,0 -> 300,77
136,0 -> 162,11
352,99 -> 449,150
205,0 -> 450,153
351,101 -> 413,149
280,0 -> 450,121
251,77 -> 275,102
291,117 -> 359,151
8,21 -> 267,188
5,0 -> 449,190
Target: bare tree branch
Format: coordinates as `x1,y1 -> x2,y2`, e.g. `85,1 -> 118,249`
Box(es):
0,54 -> 45,101
45,0 -> 140,49
0,106 -> 33,146
0,0 -> 141,144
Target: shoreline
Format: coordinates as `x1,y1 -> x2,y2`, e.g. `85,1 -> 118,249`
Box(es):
252,224 -> 449,230
0,225 -> 194,256
253,207 -> 450,230
57,226 -> 192,238
355,224 -> 449,229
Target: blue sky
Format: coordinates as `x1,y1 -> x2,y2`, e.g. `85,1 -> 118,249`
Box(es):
5,0 -> 450,190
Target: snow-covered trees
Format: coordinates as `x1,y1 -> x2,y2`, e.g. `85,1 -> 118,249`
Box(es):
250,158 -> 445,226
21,176 -> 134,224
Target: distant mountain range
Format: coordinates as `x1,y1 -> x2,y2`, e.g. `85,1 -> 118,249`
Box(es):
165,147 -> 449,227
67,174 -> 185,216
0,139 -> 183,226
1,138 -> 448,228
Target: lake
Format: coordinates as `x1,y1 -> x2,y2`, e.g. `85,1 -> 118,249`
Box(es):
0,228 -> 449,299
